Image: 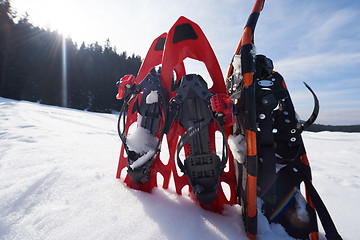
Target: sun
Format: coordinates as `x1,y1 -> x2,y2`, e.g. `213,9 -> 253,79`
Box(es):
39,3 -> 92,43
11,0 -> 99,45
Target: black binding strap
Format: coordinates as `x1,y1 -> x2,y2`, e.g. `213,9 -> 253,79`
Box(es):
117,94 -> 136,156
293,161 -> 343,240
258,113 -> 276,205
176,119 -> 228,172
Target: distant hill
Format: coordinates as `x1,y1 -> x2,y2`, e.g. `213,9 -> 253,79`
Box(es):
305,124 -> 360,133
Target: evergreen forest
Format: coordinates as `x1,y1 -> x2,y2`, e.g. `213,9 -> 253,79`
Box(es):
0,0 -> 141,112
1,1 -> 359,131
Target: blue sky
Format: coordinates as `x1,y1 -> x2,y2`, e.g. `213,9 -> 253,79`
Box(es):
11,0 -> 360,125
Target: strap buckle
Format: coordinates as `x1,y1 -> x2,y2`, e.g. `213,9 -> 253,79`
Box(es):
116,74 -> 137,99
210,93 -> 236,126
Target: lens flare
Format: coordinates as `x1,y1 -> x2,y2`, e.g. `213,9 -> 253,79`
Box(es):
269,186 -> 298,221
62,36 -> 68,107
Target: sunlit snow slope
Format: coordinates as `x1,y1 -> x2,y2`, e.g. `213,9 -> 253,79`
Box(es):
1,98 -> 358,240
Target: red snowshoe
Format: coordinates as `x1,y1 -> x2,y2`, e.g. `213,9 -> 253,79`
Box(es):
116,17 -> 237,212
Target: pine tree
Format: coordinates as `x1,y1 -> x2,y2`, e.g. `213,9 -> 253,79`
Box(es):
0,0 -> 14,96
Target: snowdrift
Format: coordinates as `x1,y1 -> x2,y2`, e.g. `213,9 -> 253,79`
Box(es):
1,97 -> 358,239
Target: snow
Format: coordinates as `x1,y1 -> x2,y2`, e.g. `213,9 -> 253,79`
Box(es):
126,120 -> 158,155
228,134 -> 246,164
231,55 -> 242,87
294,190 -> 310,223
129,150 -> 156,170
1,97 -> 359,240
126,114 -> 159,169
145,91 -> 159,104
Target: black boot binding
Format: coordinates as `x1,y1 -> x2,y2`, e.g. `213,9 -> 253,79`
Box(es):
117,72 -> 168,184
164,74 -> 228,204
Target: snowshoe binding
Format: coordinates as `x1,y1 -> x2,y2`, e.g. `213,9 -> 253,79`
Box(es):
117,71 -> 168,184
168,73 -> 228,204
115,33 -> 177,192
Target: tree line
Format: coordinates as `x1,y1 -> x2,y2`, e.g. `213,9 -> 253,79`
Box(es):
305,124 -> 360,133
0,0 -> 141,112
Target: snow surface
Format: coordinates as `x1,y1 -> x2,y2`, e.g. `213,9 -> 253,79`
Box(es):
127,123 -> 158,154
1,97 -> 359,240
145,91 -> 159,104
228,134 -> 246,164
126,114 -> 159,169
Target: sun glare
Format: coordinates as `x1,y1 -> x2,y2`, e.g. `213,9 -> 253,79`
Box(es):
12,0 -> 99,45
44,5 -> 90,43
